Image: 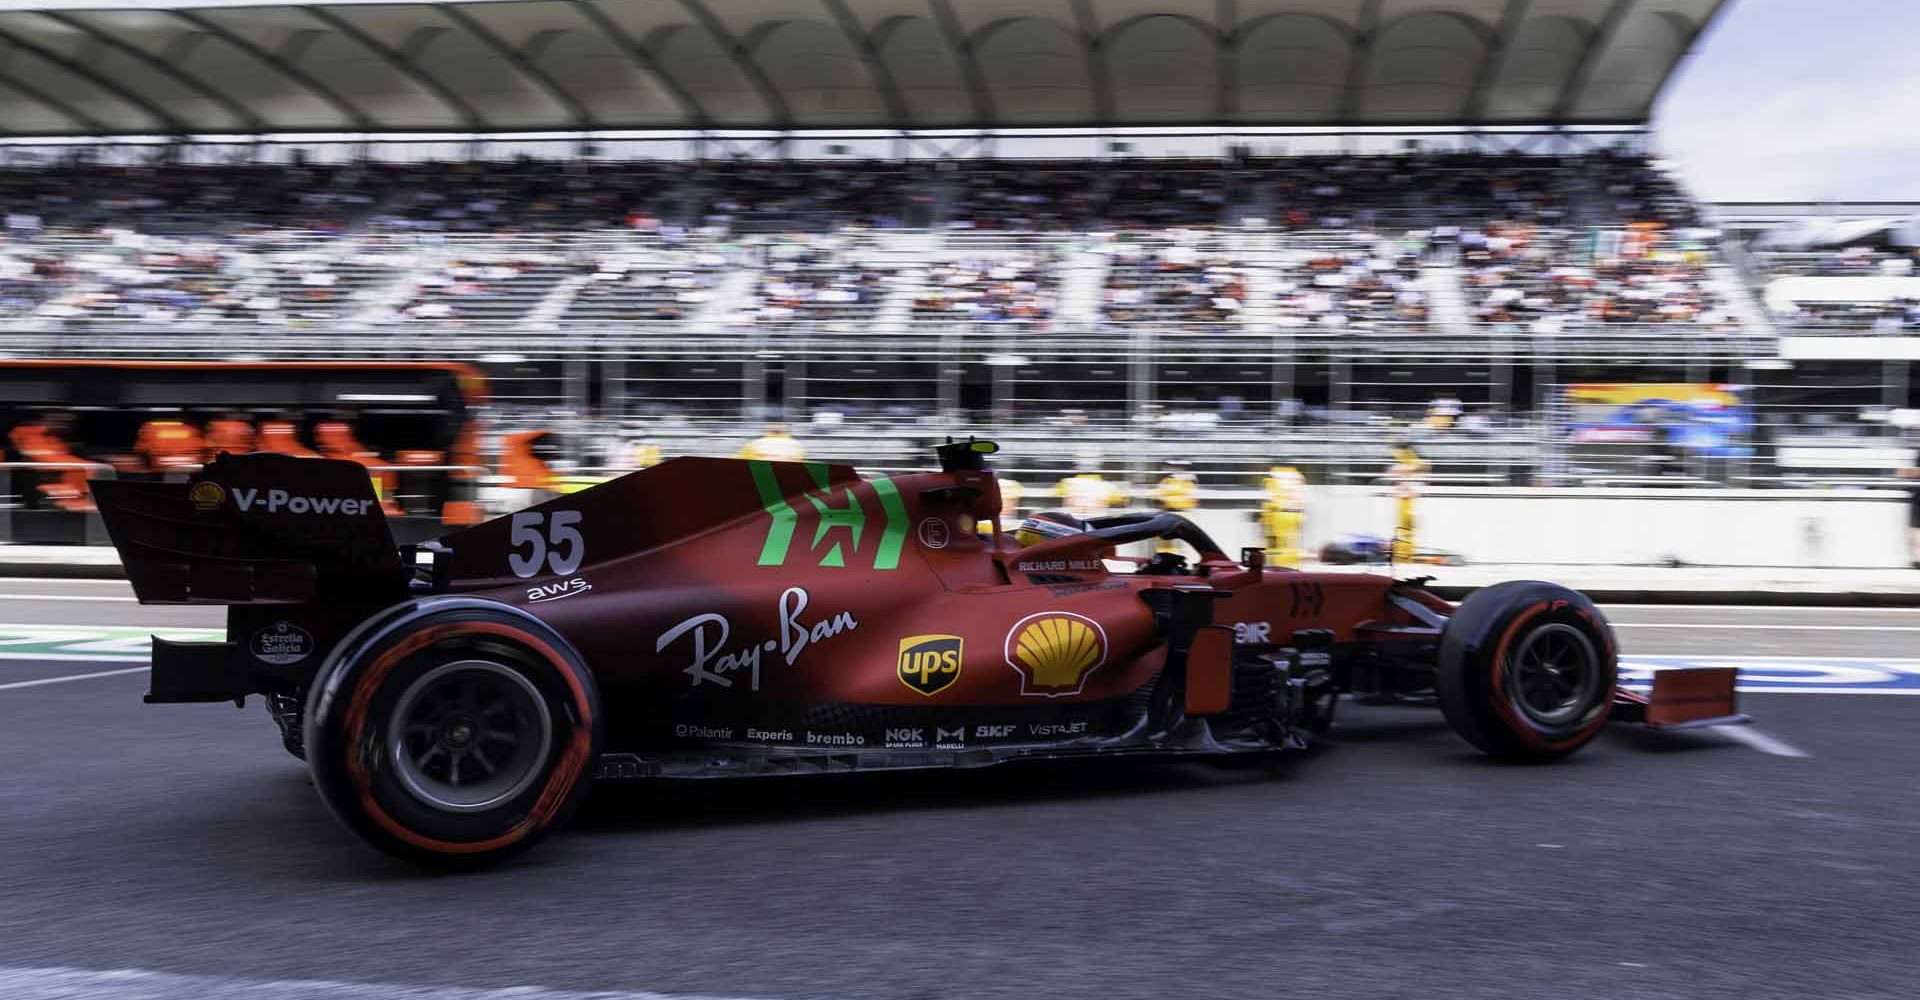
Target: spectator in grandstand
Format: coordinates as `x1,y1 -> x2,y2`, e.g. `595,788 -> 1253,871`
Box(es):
380,258 -> 572,326
913,254 -> 1058,326
945,163 -> 1099,231
575,262 -> 716,323
741,237 -> 894,325
1102,237 -> 1245,327
1462,222 -> 1724,329
1102,162 -> 1235,228
701,161 -> 921,232
1425,395 -> 1463,431
1274,239 -> 1428,328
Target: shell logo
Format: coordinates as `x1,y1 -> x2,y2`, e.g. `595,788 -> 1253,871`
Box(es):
1004,612 -> 1108,698
188,481 -> 226,511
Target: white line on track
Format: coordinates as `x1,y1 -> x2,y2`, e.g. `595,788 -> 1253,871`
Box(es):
1712,726 -> 1811,758
0,966 -> 774,1000
0,652 -> 152,663
0,667 -> 148,691
0,576 -> 128,584
0,593 -> 136,602
1612,622 -> 1920,631
1600,603 -> 1920,612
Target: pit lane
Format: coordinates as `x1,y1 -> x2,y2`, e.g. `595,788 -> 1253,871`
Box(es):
1,578 -> 1916,1000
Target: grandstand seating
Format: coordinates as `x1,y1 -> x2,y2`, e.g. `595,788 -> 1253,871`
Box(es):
1748,245 -> 1920,332
1461,224 -> 1727,331
1,151 -> 1739,339
382,259 -> 573,325
736,235 -> 900,327
243,257 -> 394,325
912,251 -> 1062,328
0,146 -> 1787,449
1272,236 -> 1429,329
1101,232 -> 1248,328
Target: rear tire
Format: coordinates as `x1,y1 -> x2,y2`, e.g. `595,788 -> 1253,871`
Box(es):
305,604 -> 600,868
1436,581 -> 1617,762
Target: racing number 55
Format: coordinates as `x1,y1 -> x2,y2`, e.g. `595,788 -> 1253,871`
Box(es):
509,510 -> 585,578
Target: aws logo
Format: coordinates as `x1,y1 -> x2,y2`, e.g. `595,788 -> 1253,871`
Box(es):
896,634 -> 963,696
1005,612 -> 1108,698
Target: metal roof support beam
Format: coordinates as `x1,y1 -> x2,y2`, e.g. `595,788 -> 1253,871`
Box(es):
1462,0 -> 1530,123
1339,0 -> 1383,123
168,11 -> 372,131
922,0 -> 992,126
38,11 -> 264,132
565,0 -> 706,127
1551,0 -> 1634,120
0,53 -> 107,134
1215,0 -> 1236,120
675,0 -> 790,128
0,26 -> 185,134
819,0 -> 910,129
301,6 -> 483,130
437,5 -> 591,128
1068,0 -> 1114,122
1641,4 -> 1727,124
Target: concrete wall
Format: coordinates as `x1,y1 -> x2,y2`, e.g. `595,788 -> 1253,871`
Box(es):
1179,487 -> 1912,568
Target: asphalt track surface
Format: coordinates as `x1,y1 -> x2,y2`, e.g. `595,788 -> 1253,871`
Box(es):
2,579 -> 1919,1000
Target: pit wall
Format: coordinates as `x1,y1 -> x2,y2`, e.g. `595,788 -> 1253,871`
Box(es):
1176,487 -> 1912,569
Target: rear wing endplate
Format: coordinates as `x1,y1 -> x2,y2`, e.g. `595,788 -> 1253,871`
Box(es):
91,452 -> 409,605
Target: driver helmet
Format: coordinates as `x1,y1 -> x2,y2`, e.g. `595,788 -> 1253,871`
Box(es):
1014,510 -> 1089,547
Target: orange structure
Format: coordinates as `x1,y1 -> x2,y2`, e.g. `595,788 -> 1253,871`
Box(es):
7,423 -> 94,512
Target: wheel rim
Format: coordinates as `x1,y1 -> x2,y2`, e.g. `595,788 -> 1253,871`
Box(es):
1503,622 -> 1601,728
388,659 -> 553,813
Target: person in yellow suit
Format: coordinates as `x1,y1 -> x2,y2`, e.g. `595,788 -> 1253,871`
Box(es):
1260,465 -> 1307,567
1387,441 -> 1430,563
998,475 -> 1024,525
736,423 -> 806,463
1054,469 -> 1124,520
1150,460 -> 1199,554
627,439 -> 662,471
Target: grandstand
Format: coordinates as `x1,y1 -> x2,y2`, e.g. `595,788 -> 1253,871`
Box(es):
1,0 -> 1915,524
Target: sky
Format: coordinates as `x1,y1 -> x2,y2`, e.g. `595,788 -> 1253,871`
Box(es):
1654,0 -> 1920,203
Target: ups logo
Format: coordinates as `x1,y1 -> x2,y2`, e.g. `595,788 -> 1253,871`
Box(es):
896,634 -> 964,697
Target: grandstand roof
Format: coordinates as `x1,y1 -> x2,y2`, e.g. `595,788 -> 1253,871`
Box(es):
0,0 -> 1727,137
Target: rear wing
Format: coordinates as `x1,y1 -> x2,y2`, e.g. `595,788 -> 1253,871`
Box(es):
91,452 -> 410,605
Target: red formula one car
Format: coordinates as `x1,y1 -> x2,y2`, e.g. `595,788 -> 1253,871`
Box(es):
92,441 -> 1743,867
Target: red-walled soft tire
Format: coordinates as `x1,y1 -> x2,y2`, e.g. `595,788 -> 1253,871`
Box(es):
305,603 -> 600,868
1436,581 -> 1618,762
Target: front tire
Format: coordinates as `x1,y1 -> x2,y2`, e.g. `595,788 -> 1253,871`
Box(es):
1436,581 -> 1617,762
305,604 -> 600,868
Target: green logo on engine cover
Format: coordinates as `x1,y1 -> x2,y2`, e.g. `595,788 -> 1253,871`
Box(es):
750,461 -> 906,570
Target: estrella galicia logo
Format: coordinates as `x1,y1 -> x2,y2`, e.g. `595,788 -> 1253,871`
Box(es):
188,481 -> 226,511
250,621 -> 314,666
896,634 -> 964,696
